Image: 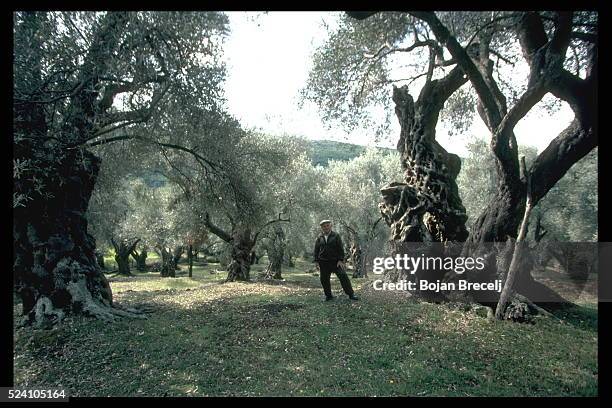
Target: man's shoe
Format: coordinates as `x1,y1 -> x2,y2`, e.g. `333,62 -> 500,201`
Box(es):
325,296 -> 335,301
349,294 -> 359,301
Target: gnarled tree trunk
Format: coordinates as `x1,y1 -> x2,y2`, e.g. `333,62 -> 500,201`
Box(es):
350,11 -> 596,317
173,245 -> 184,268
457,12 -> 595,312
378,68 -> 469,300
111,238 -> 140,276
13,145 -> 141,328
226,227 -> 255,282
131,247 -> 148,272
158,247 -> 175,278
263,225 -> 286,280
202,212 -> 289,282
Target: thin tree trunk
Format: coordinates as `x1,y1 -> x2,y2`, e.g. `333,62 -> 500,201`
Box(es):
350,240 -> 364,278
188,244 -> 193,278
495,157 -> 533,319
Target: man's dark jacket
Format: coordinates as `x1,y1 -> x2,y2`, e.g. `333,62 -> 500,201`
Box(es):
314,231 -> 345,262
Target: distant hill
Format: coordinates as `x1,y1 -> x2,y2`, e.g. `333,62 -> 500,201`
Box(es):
307,140 -> 396,166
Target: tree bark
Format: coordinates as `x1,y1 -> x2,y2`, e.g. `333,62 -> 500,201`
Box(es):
115,254 -> 130,276
188,244 -> 193,278
159,247 -> 176,278
380,75 -> 468,244
13,12 -> 144,327
378,66 -> 469,300
405,12 -> 594,309
283,248 -> 295,267
202,213 -> 283,282
13,147 -> 142,328
226,227 -> 255,282
458,12 -> 595,307
351,11 -> 596,312
350,240 -> 365,278
172,245 -> 184,270
263,225 -> 285,280
495,157 -> 533,319
111,238 -> 140,276
95,251 -> 106,270
131,247 -> 148,272
344,225 -> 366,278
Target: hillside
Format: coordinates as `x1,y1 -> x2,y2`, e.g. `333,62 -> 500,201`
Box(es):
307,139 -> 395,166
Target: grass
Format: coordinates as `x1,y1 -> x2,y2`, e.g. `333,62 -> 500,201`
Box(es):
13,258 -> 598,397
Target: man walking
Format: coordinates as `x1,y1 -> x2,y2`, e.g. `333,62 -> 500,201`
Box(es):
314,220 -> 359,301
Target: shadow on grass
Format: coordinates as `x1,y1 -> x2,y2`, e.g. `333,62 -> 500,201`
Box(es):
257,275 -> 321,290
550,303 -> 597,332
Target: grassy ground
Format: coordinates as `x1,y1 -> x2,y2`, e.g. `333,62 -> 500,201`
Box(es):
13,258 -> 598,397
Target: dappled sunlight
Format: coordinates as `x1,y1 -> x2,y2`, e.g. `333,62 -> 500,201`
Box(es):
14,264 -> 598,396
113,273 -> 313,312
13,10 -> 598,397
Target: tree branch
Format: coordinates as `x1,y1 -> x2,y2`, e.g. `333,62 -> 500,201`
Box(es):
96,80 -> 171,129
346,12 -> 378,20
495,79 -> 547,138
528,118 -> 596,205
97,74 -> 168,113
571,31 -> 597,43
202,212 -> 233,243
410,11 -> 503,128
252,213 -> 290,245
85,133 -> 220,173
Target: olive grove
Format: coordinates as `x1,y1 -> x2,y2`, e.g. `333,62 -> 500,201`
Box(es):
304,11 -> 597,317
13,11 -> 232,327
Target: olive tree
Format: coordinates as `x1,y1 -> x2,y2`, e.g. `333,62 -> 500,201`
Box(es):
13,11 -> 230,327
305,11 -> 597,314
155,131 -> 310,282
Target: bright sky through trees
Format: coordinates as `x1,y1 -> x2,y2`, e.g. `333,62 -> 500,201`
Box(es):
223,11 -> 575,156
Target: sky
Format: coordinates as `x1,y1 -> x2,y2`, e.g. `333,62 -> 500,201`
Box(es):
222,11 -> 575,157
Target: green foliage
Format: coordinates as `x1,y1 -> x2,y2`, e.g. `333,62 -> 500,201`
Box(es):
534,148 -> 598,241
13,11 -> 231,209
457,138 -> 597,241
456,138 -> 497,228
308,140 -> 394,166
314,149 -> 403,260
301,12 -> 420,138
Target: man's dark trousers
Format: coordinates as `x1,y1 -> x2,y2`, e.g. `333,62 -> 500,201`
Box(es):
319,260 -> 354,298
